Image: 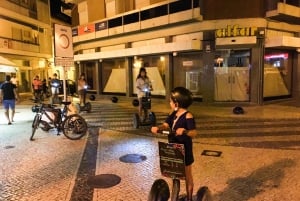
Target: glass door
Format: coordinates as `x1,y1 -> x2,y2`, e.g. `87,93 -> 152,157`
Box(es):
214,49 -> 250,101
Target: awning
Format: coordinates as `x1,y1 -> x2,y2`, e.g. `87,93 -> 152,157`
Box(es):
0,56 -> 18,73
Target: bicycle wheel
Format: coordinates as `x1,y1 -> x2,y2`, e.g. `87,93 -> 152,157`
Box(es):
170,179 -> 180,201
30,114 -> 41,141
62,114 -> 87,140
40,120 -> 51,131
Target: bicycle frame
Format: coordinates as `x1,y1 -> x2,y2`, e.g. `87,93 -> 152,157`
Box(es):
30,102 -> 88,141
42,107 -> 62,129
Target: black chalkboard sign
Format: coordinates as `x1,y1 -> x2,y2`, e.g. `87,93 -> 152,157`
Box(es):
158,141 -> 185,180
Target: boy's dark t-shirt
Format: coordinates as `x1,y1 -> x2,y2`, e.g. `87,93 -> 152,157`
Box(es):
165,111 -> 196,166
0,82 -> 16,100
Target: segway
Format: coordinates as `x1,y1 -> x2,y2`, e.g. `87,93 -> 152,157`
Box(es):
133,88 -> 156,129
50,82 -> 62,105
76,102 -> 92,113
148,130 -> 213,201
75,86 -> 92,113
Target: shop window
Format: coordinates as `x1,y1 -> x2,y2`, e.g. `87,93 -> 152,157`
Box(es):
102,58 -> 126,94
132,55 -> 166,97
173,52 -> 203,98
263,50 -> 292,99
141,5 -> 168,20
169,0 -> 192,13
124,12 -> 139,24
186,71 -> 200,92
108,17 -> 122,28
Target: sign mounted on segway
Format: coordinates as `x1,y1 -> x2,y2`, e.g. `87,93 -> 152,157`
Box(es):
148,130 -> 213,201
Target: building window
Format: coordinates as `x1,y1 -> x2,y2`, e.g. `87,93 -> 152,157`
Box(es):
263,50 -> 292,99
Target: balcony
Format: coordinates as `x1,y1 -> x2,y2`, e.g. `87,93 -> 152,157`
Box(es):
72,0 -> 202,43
266,2 -> 300,25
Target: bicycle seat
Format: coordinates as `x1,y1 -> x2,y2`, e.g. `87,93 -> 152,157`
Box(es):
61,101 -> 71,105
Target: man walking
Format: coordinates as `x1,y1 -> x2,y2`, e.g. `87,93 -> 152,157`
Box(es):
0,75 -> 19,125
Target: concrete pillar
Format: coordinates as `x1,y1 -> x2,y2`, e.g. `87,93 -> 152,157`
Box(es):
201,31 -> 215,103
165,54 -> 172,101
292,51 -> 300,100
126,57 -> 133,97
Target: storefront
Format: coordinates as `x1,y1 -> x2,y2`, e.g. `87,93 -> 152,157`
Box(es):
74,21 -> 300,105
210,24 -> 300,104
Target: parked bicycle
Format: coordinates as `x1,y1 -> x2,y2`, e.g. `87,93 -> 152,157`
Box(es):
30,101 -> 88,141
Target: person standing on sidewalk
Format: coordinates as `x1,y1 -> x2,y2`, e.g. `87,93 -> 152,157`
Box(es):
151,86 -> 196,201
32,75 -> 42,101
50,73 -> 61,104
77,73 -> 87,106
0,75 -> 19,125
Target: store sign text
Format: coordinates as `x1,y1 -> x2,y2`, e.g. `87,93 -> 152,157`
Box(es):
215,25 -> 257,38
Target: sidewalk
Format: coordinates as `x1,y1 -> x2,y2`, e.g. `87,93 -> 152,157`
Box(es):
1,93 -> 300,201
17,92 -> 300,120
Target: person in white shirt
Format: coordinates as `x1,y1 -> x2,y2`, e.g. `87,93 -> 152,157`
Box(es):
136,67 -> 152,120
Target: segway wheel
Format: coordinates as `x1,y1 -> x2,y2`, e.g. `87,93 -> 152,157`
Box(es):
148,179 -> 170,201
196,186 -> 213,201
89,94 -> 95,101
133,113 -> 140,129
111,96 -> 118,103
132,99 -> 139,107
149,112 -> 156,126
85,102 -> 92,113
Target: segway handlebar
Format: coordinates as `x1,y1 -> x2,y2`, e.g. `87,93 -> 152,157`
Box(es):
157,129 -> 171,135
156,129 -> 180,144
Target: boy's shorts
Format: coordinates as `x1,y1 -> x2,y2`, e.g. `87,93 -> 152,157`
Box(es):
3,99 -> 15,110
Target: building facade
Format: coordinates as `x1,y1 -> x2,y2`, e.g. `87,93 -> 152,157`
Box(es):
72,0 -> 300,104
0,0 -> 53,92
0,0 -> 78,94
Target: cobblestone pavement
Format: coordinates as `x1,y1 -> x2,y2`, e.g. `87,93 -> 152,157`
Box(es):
0,106 -> 87,201
1,96 -> 300,201
92,129 -> 300,201
81,100 -> 300,201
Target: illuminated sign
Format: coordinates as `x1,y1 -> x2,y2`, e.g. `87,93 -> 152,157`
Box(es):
264,53 -> 288,60
54,24 -> 73,58
215,25 -> 257,38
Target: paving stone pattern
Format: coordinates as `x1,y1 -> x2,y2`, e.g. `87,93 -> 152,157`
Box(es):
1,98 -> 300,201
